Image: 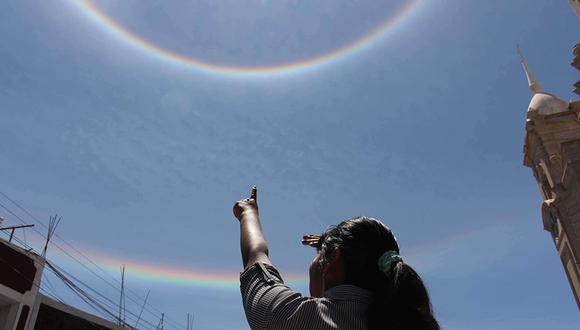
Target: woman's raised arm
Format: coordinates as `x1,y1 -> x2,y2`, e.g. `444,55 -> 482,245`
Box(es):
233,186 -> 271,269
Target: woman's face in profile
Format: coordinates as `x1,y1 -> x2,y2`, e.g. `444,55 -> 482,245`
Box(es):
309,252 -> 324,297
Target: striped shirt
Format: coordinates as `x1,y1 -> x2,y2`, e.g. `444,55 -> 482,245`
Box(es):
240,262 -> 372,330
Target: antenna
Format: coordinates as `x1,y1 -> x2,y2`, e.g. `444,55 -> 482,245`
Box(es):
42,215 -> 60,257
187,312 -> 194,330
134,289 -> 150,328
0,224 -> 34,243
119,265 -> 126,326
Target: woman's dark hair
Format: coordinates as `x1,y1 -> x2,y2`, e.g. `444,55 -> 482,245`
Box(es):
317,216 -> 439,330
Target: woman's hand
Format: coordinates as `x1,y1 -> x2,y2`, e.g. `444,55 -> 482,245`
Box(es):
302,234 -> 321,248
233,186 -> 258,221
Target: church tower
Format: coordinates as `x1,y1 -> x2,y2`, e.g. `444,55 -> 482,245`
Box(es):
521,50 -> 580,308
569,0 -> 580,19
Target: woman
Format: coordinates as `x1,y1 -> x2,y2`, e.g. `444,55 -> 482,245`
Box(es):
234,186 -> 439,330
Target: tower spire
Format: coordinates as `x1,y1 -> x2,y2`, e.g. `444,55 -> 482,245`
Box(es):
517,45 -> 542,93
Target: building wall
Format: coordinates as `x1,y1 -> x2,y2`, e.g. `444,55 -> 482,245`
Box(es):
0,239 -> 44,330
34,300 -> 117,330
524,108 -> 580,308
30,295 -> 126,330
0,243 -> 36,294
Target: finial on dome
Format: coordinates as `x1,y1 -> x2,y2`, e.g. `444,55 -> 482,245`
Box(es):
517,45 -> 542,93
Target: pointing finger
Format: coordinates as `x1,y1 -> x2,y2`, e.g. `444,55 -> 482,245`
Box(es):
250,185 -> 257,201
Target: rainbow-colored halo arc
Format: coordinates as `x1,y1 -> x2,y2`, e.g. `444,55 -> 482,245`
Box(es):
71,0 -> 422,78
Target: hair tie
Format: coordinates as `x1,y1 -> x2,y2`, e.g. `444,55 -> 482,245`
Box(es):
377,250 -> 403,274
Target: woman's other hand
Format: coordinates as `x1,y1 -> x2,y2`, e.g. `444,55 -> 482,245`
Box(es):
302,234 -> 321,248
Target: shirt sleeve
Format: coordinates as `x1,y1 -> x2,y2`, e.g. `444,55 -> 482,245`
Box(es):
240,262 -> 314,330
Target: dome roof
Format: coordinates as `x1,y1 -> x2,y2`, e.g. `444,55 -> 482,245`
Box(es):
528,92 -> 569,115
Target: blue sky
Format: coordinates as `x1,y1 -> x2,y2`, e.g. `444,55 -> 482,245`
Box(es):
1,0 -> 579,329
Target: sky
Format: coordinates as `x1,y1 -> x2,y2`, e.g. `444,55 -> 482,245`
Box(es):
0,0 -> 579,329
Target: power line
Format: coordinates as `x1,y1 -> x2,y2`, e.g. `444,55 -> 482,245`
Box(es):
46,260 -> 164,330
47,264 -> 159,330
